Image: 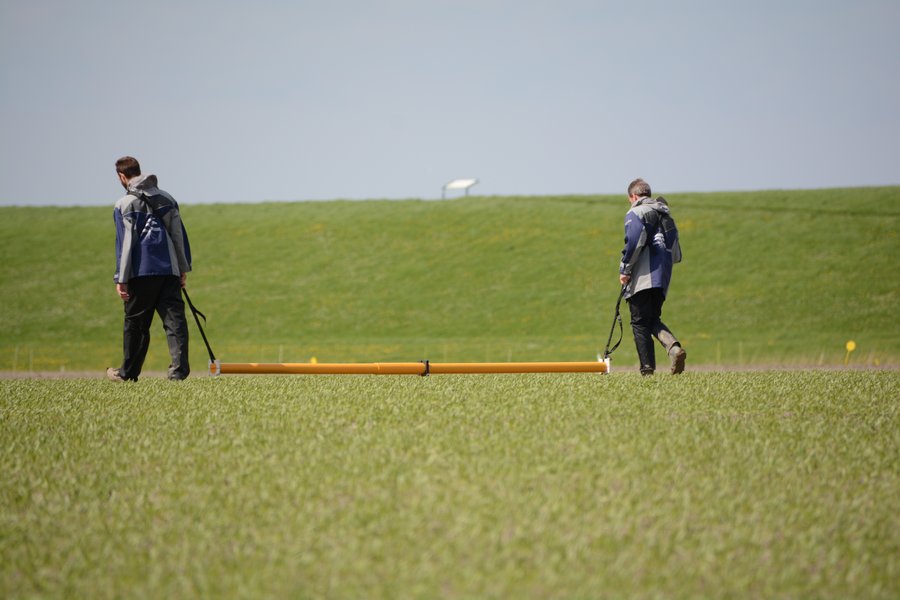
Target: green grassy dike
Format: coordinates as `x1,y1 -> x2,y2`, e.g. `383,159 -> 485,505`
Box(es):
2,371 -> 898,599
1,187 -> 898,372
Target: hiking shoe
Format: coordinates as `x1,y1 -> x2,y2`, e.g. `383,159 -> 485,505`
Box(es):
106,367 -> 126,382
669,346 -> 686,375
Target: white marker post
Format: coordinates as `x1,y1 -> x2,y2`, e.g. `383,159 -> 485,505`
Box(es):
442,178 -> 479,199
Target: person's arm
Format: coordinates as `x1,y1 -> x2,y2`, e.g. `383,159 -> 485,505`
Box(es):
113,205 -> 135,300
161,200 -> 191,276
618,211 -> 646,283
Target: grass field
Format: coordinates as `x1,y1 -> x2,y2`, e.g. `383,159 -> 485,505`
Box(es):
1,187 -> 898,372
1,188 -> 898,597
2,371 -> 897,598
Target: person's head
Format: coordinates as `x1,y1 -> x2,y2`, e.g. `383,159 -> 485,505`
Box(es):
627,178 -> 651,203
115,156 -> 141,188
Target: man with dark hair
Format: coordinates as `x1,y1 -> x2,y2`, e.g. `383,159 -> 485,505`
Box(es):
107,157 -> 193,381
619,178 -> 686,375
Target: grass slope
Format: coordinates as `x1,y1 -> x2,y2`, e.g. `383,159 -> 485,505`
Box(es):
2,371 -> 898,598
1,187 -> 898,372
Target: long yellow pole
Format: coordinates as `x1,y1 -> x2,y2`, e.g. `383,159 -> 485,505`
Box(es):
428,362 -> 607,374
209,360 -> 608,376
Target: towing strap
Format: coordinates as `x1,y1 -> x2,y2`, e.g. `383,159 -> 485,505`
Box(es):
603,286 -> 626,360
183,288 -> 216,362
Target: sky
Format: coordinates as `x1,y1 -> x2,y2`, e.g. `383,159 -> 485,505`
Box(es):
1,0 -> 898,205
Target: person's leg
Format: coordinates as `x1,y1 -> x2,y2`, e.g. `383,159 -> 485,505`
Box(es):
651,294 -> 686,375
120,277 -> 162,381
628,289 -> 661,375
157,276 -> 190,380
654,322 -> 679,353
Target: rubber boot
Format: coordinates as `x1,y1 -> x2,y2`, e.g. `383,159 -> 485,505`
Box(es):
633,324 -> 656,375
668,344 -> 687,375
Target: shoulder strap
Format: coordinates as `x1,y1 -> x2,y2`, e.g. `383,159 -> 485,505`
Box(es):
641,199 -> 677,233
129,189 -> 167,214
129,189 -> 174,237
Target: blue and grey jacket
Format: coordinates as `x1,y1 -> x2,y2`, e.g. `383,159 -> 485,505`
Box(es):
113,174 -> 192,284
619,196 -> 682,299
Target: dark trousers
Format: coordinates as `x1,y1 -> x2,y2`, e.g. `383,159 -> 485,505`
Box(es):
627,288 -> 679,374
120,276 -> 190,381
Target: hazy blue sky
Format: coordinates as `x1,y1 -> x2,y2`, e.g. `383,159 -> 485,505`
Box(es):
1,0 -> 898,205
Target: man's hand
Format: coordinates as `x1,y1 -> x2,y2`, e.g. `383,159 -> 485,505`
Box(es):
116,283 -> 130,301
180,272 -> 187,288
619,274 -> 631,286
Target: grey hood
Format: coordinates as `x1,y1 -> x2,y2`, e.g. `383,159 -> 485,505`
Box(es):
127,173 -> 161,195
633,195 -> 672,216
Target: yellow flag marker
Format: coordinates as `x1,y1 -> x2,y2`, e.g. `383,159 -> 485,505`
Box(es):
844,340 -> 856,365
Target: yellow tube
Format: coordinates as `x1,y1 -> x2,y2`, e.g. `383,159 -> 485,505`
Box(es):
213,362 -> 425,375
209,360 -> 607,376
428,361 -> 606,374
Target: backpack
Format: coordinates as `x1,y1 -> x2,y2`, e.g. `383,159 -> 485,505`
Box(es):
645,197 -> 682,263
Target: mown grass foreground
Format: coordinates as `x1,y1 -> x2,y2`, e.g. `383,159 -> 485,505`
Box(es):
2,371 -> 897,598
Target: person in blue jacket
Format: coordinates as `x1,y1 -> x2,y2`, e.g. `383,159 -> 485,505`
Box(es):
107,156 -> 192,381
619,178 -> 686,375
